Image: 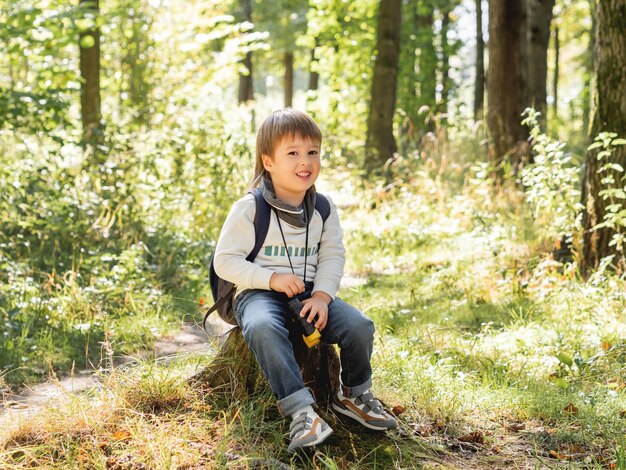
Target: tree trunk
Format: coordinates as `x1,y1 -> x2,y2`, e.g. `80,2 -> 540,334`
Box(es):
474,0 -> 485,121
552,25 -> 559,122
439,6 -> 452,123
238,0 -> 254,104
238,52 -> 254,103
284,51 -> 294,108
486,0 -> 530,177
417,3 -> 437,131
396,0 -> 419,147
308,46 -> 319,92
189,327 -> 340,406
79,0 -> 101,141
364,0 -> 402,176
582,0 -> 597,136
527,0 -> 556,129
580,0 -> 626,275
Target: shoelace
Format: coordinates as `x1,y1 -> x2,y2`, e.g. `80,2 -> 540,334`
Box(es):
354,392 -> 385,415
289,412 -> 313,439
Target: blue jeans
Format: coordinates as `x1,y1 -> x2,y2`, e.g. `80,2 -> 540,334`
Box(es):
235,287 -> 375,416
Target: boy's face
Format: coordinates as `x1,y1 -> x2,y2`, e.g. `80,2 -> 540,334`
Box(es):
262,134 -> 321,206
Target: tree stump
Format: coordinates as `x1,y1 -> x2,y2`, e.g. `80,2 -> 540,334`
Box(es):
189,316 -> 340,406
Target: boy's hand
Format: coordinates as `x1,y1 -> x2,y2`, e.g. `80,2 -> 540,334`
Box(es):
301,292 -> 331,331
269,273 -> 305,297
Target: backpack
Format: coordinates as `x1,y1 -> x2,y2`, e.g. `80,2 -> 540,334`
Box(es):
203,188 -> 331,331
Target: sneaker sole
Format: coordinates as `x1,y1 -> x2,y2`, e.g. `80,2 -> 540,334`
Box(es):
288,424 -> 333,453
331,400 -> 395,431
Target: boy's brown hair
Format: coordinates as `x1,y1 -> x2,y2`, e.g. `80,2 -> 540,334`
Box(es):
249,108 -> 322,189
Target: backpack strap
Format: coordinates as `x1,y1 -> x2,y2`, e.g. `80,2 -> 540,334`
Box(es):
315,193 -> 331,222
250,188 -> 271,261
204,190 -> 332,332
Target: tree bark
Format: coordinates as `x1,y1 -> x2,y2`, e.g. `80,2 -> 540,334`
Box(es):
582,0 -> 597,136
284,51 -> 294,108
364,0 -> 402,176
552,25 -> 559,122
189,327 -> 340,406
238,0 -> 254,104
474,0 -> 485,121
439,6 -> 452,122
580,0 -> 626,275
527,0 -> 556,129
486,0 -> 530,177
308,46 -> 319,92
79,0 -> 101,141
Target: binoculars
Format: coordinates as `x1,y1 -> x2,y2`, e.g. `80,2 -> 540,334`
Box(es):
288,298 -> 321,348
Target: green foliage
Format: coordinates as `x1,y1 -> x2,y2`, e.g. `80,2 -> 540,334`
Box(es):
0,0 -> 86,134
588,132 -> 626,254
0,98 -> 253,386
302,0 -> 377,167
521,108 -> 583,241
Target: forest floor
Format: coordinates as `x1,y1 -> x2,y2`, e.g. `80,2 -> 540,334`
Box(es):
1,169 -> 624,469
0,282 -> 607,470
0,321 -> 216,428
0,325 -> 559,469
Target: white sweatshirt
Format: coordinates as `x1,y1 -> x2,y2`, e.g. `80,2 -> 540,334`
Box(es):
213,193 -> 345,299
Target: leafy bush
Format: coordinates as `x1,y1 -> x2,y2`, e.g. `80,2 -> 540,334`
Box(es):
521,109 -> 583,243
587,132 -> 626,257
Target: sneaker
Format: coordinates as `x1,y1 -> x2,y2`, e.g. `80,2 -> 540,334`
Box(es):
331,390 -> 397,431
287,408 -> 333,452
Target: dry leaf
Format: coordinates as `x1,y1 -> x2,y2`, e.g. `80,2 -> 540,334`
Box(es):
607,378 -> 624,390
602,341 -> 612,351
563,403 -> 578,414
434,418 -> 445,429
391,405 -> 405,416
506,422 -> 525,432
549,450 -> 568,460
458,431 -> 484,444
4,401 -> 30,409
112,430 -> 132,441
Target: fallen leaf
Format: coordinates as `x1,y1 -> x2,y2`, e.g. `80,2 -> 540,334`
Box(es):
602,341 -> 612,351
112,430 -> 132,441
458,431 -> 484,444
4,401 -> 30,409
391,405 -> 405,416
434,418 -> 445,429
563,403 -> 578,414
607,378 -> 624,390
506,422 -> 525,432
550,450 -> 568,460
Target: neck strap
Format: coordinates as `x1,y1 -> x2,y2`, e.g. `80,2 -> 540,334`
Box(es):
274,204 -> 310,283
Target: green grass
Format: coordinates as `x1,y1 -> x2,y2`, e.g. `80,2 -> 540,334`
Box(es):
1,133 -> 625,468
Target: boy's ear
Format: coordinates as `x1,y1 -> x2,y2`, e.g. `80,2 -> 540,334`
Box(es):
261,154 -> 273,172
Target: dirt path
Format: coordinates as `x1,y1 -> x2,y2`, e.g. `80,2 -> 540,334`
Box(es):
0,276 -> 368,431
0,317 -> 231,429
